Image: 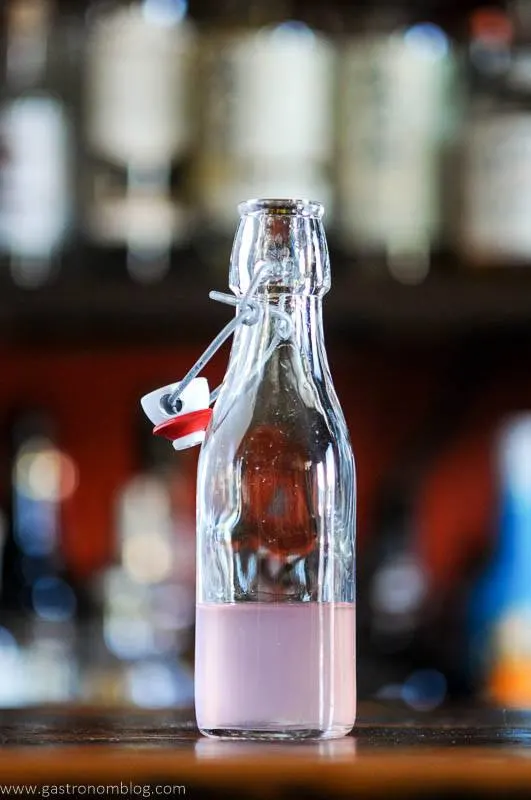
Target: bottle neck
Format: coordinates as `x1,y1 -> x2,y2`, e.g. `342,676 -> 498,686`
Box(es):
230,293 -> 329,384
224,200 -> 333,397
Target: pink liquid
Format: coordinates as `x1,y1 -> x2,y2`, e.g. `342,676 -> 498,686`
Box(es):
195,602 -> 356,738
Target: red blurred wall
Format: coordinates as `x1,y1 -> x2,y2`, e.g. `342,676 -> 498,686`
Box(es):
0,341 -> 527,587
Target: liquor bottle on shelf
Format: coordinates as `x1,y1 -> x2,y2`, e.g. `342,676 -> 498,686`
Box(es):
0,410 -> 81,702
459,1 -> 531,266
358,344 -> 492,703
83,0 -> 196,284
192,0 -> 335,269
0,0 -> 73,288
0,411 -> 79,618
467,414 -> 531,706
87,408 -> 195,707
335,6 -> 457,283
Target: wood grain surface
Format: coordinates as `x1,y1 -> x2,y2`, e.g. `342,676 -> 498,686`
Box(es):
0,703 -> 530,798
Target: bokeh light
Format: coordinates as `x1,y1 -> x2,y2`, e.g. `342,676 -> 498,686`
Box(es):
15,437 -> 79,502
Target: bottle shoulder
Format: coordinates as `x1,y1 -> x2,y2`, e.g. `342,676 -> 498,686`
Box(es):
200,370 -> 354,474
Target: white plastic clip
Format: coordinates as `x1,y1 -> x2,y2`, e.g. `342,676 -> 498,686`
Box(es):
141,378 -> 211,451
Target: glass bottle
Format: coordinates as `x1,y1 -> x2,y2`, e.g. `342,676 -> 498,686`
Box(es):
467,414 -> 531,706
0,0 -> 73,288
459,1 -> 531,265
195,198 -> 356,740
192,1 -> 335,256
336,6 -> 456,283
1,411 -> 79,616
83,0 -> 195,283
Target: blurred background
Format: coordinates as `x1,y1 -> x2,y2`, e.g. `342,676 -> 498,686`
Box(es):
0,0 -> 531,713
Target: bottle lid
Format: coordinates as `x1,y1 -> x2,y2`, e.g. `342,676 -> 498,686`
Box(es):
140,378 -> 212,450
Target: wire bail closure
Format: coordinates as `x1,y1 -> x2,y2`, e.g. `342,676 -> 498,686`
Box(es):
140,262 -> 293,449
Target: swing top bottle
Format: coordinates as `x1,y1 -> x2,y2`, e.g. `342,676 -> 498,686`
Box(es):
195,198 -> 356,740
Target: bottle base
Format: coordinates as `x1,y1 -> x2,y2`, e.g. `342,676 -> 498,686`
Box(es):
199,725 -> 354,741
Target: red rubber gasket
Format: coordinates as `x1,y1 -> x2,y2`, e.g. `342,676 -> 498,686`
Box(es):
153,408 -> 213,441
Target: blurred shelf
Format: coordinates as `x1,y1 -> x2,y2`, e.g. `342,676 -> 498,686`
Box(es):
2,268 -> 531,348
336,270 -> 531,337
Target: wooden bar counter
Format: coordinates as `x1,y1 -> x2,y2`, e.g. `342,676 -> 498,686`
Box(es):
0,702 -> 530,797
